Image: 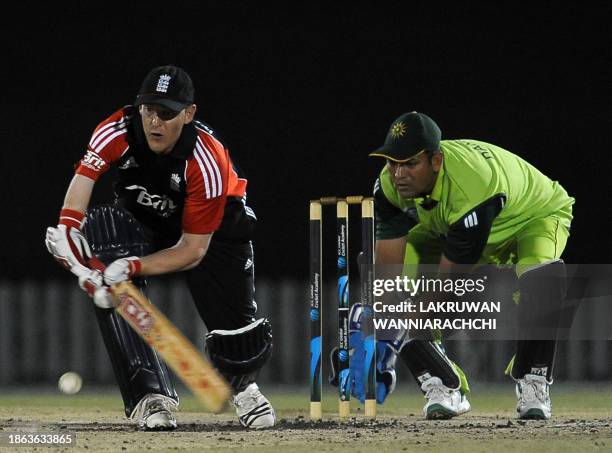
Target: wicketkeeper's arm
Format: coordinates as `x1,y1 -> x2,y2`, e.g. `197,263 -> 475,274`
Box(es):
375,237 -> 407,266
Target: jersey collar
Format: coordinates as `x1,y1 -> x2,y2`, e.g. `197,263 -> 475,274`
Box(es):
170,122 -> 197,160
430,161 -> 445,201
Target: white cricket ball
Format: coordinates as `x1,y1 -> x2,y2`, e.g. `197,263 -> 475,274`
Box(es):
58,371 -> 82,395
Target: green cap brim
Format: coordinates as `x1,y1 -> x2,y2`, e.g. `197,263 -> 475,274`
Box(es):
368,148 -> 427,163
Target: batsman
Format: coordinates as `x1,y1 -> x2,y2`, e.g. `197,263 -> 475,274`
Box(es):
44,65 -> 275,430
338,111 -> 574,420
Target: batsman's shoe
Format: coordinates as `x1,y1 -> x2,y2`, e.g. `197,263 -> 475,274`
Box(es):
131,393 -> 178,431
421,376 -> 471,420
515,374 -> 551,420
232,383 -> 275,429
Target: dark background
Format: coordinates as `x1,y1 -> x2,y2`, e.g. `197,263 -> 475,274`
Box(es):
2,2 -> 610,281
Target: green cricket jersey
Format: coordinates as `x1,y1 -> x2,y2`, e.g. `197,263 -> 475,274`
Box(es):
374,139 -> 574,263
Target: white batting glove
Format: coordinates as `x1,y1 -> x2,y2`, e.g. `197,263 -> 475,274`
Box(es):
103,257 -> 142,286
45,224 -> 92,277
77,268 -> 114,309
78,268 -> 104,296
93,286 -> 115,309
45,209 -> 92,277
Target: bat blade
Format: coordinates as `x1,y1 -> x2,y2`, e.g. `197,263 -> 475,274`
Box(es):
111,281 -> 231,413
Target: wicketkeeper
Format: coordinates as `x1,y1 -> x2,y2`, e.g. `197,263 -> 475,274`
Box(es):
336,111 -> 573,420
45,65 -> 275,430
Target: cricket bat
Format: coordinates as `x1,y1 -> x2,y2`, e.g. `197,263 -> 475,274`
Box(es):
110,281 -> 231,413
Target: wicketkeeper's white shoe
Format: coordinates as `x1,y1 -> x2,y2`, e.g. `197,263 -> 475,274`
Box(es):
515,374 -> 551,420
421,376 -> 471,420
130,393 -> 178,431
232,383 -> 275,429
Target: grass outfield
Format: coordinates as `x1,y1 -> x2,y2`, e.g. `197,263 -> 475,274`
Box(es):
0,383 -> 611,452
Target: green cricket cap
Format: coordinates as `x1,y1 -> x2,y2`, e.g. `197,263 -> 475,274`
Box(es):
369,111 -> 441,162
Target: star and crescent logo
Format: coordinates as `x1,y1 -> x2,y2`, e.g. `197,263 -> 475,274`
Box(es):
390,121 -> 406,139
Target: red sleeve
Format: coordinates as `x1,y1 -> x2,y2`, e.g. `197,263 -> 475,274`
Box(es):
227,160 -> 248,197
75,108 -> 130,181
182,135 -> 230,234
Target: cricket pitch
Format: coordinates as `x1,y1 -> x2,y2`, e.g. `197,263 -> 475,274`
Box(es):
1,384 -> 610,452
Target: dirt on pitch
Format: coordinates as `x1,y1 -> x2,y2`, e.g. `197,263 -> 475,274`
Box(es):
2,410 -> 611,452
1,389 -> 611,452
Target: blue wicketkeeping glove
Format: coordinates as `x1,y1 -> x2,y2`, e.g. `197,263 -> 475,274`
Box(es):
329,304 -> 405,404
373,339 -> 401,403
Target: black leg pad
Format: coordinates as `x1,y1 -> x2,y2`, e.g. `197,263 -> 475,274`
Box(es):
400,340 -> 461,390
83,205 -> 177,416
206,318 -> 273,392
512,260 -> 567,382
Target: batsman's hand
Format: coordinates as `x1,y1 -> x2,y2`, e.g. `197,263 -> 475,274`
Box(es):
45,224 -> 92,277
103,257 -> 142,286
77,268 -> 114,309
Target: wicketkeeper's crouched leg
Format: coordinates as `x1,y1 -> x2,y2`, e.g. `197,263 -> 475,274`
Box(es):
504,259 -> 567,420
399,225 -> 471,417
83,205 -> 178,417
400,339 -> 470,394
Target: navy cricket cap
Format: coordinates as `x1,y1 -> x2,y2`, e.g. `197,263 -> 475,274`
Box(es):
369,112 -> 441,162
133,65 -> 195,112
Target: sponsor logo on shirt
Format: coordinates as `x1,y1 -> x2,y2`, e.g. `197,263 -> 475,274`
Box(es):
82,150 -> 107,171
125,184 -> 178,217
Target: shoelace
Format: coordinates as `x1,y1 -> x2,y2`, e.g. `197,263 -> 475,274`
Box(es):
422,382 -> 449,402
234,387 -> 264,409
520,381 -> 548,404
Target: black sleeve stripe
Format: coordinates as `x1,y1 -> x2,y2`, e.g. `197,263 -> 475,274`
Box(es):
374,178 -> 419,240
373,178 -> 399,217
443,194 -> 506,264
